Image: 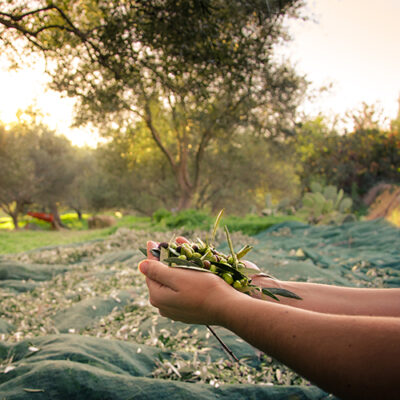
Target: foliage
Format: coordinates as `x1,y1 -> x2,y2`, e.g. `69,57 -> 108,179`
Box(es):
152,208 -> 172,224
0,122 -> 36,229
164,209 -> 212,230
0,0 -> 306,209
194,135 -> 301,214
224,214 -> 301,235
150,208 -> 302,235
262,193 -> 293,216
0,116 -> 82,229
296,112 -> 400,205
296,182 -> 355,225
28,128 -> 78,228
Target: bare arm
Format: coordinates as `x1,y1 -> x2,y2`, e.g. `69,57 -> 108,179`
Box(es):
139,253 -> 400,400
251,275 -> 400,317
222,292 -> 400,400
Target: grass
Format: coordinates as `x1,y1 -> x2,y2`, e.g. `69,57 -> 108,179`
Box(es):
0,209 -> 302,255
0,212 -> 153,255
0,228 -> 113,254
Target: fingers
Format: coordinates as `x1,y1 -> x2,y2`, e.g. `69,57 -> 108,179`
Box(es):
176,236 -> 190,244
147,241 -> 159,260
242,260 -> 260,271
145,276 -> 177,307
139,260 -> 179,291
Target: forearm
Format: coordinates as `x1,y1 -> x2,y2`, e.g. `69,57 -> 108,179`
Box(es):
220,294 -> 400,400
255,277 -> 400,317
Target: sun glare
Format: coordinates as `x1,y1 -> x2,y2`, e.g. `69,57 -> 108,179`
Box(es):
0,56 -> 101,148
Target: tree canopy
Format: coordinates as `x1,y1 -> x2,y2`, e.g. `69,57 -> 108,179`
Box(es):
0,0 -> 306,209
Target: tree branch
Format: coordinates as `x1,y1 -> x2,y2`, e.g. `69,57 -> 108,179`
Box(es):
193,129 -> 212,189
143,99 -> 177,172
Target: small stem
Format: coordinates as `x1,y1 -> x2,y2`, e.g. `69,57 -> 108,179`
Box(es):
206,325 -> 240,363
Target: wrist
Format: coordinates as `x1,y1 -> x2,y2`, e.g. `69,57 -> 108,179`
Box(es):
214,289 -> 252,329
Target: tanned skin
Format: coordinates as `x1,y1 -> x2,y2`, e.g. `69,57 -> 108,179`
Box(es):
139,238 -> 400,400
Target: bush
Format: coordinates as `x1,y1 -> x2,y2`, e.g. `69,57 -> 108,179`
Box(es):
164,209 -> 212,230
224,215 -> 302,235
300,128 -> 400,203
152,208 -> 172,223
296,183 -> 356,225
151,209 -> 303,235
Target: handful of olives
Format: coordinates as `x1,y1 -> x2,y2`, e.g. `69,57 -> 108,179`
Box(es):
140,210 -> 301,302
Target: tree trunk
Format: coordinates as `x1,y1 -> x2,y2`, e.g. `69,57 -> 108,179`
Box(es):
49,203 -> 66,230
176,165 -> 194,210
178,190 -> 194,210
11,212 -> 19,230
74,208 -> 83,220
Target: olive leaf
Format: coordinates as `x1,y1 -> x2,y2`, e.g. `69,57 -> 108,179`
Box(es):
211,208 -> 224,243
236,245 -> 253,259
164,257 -> 203,268
210,261 -> 245,280
224,225 -> 238,267
160,247 -> 169,263
237,265 -> 262,275
261,287 -> 303,300
171,265 -> 215,273
139,248 -> 161,259
260,287 -> 280,301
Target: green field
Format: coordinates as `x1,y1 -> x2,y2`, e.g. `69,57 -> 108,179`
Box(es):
0,213 -> 152,254
0,211 -> 302,254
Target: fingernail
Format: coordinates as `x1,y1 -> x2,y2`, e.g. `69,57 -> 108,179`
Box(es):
138,260 -> 148,274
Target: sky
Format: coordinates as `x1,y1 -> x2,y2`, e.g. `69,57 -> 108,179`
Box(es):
281,0 -> 400,126
0,0 -> 399,146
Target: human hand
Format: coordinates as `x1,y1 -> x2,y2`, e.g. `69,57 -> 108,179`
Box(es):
139,239 -> 244,325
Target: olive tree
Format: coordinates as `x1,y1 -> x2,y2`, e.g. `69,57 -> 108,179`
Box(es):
0,123 -> 36,229
28,129 -> 77,229
1,0 -> 306,209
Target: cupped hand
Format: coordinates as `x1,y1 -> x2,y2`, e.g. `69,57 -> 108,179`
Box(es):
139,240 -> 243,325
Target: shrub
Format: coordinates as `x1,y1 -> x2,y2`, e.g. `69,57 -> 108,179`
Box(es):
164,209 -> 212,230
297,183 -> 355,225
152,208 -> 172,223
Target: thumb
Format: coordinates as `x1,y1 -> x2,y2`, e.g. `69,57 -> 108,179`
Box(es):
139,260 -> 178,291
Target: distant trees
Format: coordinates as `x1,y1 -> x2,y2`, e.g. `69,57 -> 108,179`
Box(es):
295,107 -> 400,205
28,129 -> 77,229
0,118 -> 78,229
0,123 -> 36,229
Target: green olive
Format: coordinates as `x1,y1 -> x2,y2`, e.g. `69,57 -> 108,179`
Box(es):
210,264 -> 218,273
222,273 -> 234,285
182,247 -> 193,259
178,254 -> 187,260
240,278 -> 248,287
233,280 -> 243,289
192,252 -> 202,259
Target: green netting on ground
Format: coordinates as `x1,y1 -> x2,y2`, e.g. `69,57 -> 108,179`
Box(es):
222,219 -> 400,287
52,290 -> 138,333
0,335 -> 331,400
0,261 -> 68,281
0,319 -> 14,334
1,220 -> 399,399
